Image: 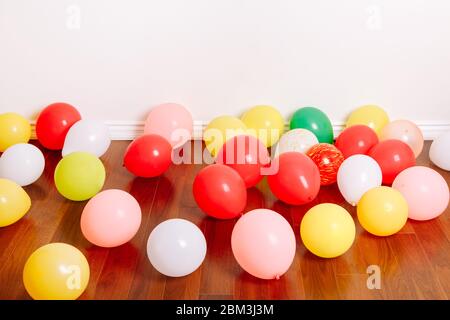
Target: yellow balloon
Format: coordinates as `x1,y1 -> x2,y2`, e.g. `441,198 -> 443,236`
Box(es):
203,116 -> 248,156
0,113 -> 31,152
0,178 -> 31,227
54,152 -> 105,201
357,186 -> 408,236
300,203 -> 355,258
241,105 -> 285,147
346,105 -> 389,135
23,243 -> 90,300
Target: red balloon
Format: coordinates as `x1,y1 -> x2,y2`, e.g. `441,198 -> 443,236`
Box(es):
267,152 -> 320,205
35,102 -> 81,150
193,164 -> 247,219
335,125 -> 378,158
124,134 -> 172,177
368,139 -> 415,185
306,143 -> 344,186
216,135 -> 270,188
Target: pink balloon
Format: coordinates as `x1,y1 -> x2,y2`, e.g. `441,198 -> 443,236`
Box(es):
393,166 -> 449,221
380,120 -> 424,158
81,189 -> 142,247
143,103 -> 193,149
231,209 -> 296,280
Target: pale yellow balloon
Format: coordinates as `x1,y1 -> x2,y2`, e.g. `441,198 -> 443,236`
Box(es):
23,243 -> 90,300
300,203 -> 356,258
0,113 -> 31,152
54,152 -> 105,201
203,116 -> 249,156
0,178 -> 31,227
357,186 -> 408,236
241,105 -> 285,147
346,105 -> 389,135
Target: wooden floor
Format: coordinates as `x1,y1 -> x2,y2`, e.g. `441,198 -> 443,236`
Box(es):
0,140 -> 449,300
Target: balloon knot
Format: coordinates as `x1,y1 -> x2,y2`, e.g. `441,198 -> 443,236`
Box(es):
275,275 -> 280,280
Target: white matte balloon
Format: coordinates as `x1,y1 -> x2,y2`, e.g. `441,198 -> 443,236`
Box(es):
430,131 -> 450,171
273,128 -> 318,158
147,219 -> 207,277
62,120 -> 111,157
337,155 -> 382,206
0,143 -> 45,186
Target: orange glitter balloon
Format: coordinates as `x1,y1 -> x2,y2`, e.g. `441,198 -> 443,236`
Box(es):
306,143 -> 344,186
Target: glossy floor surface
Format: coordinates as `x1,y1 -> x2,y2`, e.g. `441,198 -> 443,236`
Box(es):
0,141 -> 449,299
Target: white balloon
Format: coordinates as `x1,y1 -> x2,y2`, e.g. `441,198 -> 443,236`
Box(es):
430,131 -> 450,171
62,120 -> 111,157
273,128 -> 318,158
0,143 -> 45,186
147,219 -> 207,277
337,155 -> 382,206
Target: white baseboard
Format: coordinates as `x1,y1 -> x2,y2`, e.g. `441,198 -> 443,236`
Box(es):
30,120 -> 450,141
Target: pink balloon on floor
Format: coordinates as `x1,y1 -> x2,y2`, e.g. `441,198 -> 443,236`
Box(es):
379,120 -> 424,158
143,103 -> 193,149
81,189 -> 142,247
392,166 -> 449,221
231,209 -> 296,280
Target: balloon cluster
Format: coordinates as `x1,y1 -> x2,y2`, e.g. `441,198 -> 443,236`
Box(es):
196,106 -> 279,220
0,103 -> 110,299
0,102 -> 449,298
194,104 -> 449,278
0,102 -> 197,299
35,103 -> 111,201
124,103 -> 193,177
0,103 -> 112,224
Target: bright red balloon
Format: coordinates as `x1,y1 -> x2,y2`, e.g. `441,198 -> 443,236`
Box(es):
368,139 -> 415,185
335,125 -> 378,158
216,135 -> 270,188
306,143 -> 344,186
124,134 -> 172,178
35,102 -> 81,150
193,164 -> 247,219
267,152 -> 320,205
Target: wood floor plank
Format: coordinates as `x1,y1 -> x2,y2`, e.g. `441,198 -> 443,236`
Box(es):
299,252 -> 340,300
412,220 -> 450,299
335,274 -> 384,299
345,232 -> 406,299
126,177 -> 166,299
386,234 -> 447,299
199,217 -> 239,297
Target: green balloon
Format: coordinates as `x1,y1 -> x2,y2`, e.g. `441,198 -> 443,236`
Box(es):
290,107 -> 334,143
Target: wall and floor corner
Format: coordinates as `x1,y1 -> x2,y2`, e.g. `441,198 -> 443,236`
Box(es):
1,0 -> 449,139
23,121 -> 450,141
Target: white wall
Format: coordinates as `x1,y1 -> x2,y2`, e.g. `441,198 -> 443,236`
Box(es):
1,0 -> 450,138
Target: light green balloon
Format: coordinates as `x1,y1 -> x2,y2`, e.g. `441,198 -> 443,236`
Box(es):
54,152 -> 105,201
